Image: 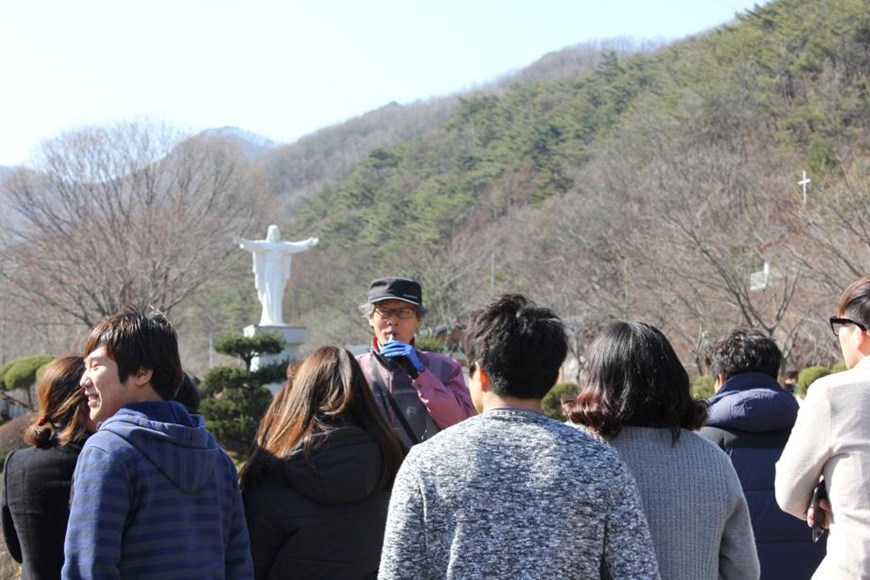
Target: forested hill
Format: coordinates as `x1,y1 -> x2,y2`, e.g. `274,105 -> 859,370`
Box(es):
289,0 -> 864,255
262,39 -> 657,213
282,0 -> 867,366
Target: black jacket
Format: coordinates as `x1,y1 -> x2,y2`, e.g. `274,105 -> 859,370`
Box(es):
2,442 -> 82,580
242,426 -> 392,580
701,373 -> 826,580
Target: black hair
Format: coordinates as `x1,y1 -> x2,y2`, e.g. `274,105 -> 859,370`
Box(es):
705,328 -> 782,380
175,371 -> 201,413
464,294 -> 567,399
569,321 -> 707,441
83,306 -> 183,401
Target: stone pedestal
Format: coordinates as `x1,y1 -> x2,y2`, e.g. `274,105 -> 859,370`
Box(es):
244,324 -> 307,395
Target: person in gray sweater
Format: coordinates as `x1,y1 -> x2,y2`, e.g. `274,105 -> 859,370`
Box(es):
379,294 -> 659,579
568,321 -> 760,580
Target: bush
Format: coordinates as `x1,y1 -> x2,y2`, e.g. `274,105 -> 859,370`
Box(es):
35,360 -> 54,385
4,355 -> 54,391
0,361 -> 16,389
542,382 -> 579,421
253,359 -> 291,385
797,366 -> 831,397
199,387 -> 272,456
200,330 -> 289,457
831,362 -> 848,373
200,366 -> 256,397
415,336 -> 445,353
692,375 -> 716,400
213,333 -> 285,371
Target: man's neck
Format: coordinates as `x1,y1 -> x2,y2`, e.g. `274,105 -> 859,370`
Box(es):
480,392 -> 542,413
129,384 -> 164,404
853,351 -> 870,368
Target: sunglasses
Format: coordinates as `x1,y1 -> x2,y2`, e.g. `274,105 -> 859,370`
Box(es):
829,317 -> 868,336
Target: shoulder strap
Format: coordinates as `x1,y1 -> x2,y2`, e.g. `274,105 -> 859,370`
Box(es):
370,360 -> 420,446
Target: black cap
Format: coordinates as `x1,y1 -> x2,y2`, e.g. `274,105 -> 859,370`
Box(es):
367,277 -> 422,307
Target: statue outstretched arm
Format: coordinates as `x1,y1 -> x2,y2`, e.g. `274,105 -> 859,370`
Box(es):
281,237 -> 319,252
236,235 -> 256,250
237,234 -> 319,254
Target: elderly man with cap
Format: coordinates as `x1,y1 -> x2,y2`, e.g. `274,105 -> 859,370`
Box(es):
357,277 -> 474,448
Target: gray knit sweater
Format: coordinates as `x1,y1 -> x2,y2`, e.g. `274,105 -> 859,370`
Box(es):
607,426 -> 760,580
379,410 -> 660,579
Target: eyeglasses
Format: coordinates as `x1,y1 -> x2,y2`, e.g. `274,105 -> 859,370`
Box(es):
374,306 -> 416,320
829,316 -> 868,336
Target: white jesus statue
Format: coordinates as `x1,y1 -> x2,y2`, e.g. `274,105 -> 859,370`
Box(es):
236,225 -> 318,326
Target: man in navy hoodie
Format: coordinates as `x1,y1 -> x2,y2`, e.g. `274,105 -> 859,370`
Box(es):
63,307 -> 252,579
701,328 -> 825,580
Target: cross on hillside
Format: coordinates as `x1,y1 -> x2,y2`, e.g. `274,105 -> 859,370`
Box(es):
798,170 -> 811,205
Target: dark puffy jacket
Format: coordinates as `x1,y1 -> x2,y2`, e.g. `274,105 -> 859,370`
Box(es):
242,426 -> 392,580
701,372 -> 826,580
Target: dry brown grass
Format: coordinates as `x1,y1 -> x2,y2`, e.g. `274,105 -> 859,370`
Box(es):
0,541 -> 21,579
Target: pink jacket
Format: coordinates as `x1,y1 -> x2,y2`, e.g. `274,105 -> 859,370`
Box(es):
356,339 -> 474,430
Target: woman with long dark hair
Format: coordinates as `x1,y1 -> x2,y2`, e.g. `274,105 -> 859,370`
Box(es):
2,355 -> 92,579
241,346 -> 404,579
568,321 -> 759,579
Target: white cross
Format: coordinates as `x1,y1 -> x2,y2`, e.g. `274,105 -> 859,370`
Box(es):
798,170 -> 811,205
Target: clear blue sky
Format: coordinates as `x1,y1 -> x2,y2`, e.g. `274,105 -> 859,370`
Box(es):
0,0 -> 764,167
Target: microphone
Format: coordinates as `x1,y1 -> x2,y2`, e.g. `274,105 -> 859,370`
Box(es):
382,333 -> 420,378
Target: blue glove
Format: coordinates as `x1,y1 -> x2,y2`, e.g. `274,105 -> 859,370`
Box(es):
379,340 -> 425,378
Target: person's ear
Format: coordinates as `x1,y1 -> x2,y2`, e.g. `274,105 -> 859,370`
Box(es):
132,368 -> 153,387
715,374 -> 725,391
477,365 -> 491,393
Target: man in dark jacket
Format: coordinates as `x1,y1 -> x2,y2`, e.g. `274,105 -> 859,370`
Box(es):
701,328 -> 825,580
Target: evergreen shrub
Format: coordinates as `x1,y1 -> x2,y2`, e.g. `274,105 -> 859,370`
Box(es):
692,375 -> 716,400
542,382 -> 579,421
415,336 -> 446,353
797,366 -> 831,397
4,355 -> 54,391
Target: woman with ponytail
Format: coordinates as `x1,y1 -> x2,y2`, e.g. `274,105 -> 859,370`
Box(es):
1,355 -> 92,579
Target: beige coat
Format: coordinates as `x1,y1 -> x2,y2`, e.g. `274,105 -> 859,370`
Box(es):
775,356 -> 870,579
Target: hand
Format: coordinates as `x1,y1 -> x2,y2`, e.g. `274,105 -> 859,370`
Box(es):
807,498 -> 830,530
379,340 -> 425,378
